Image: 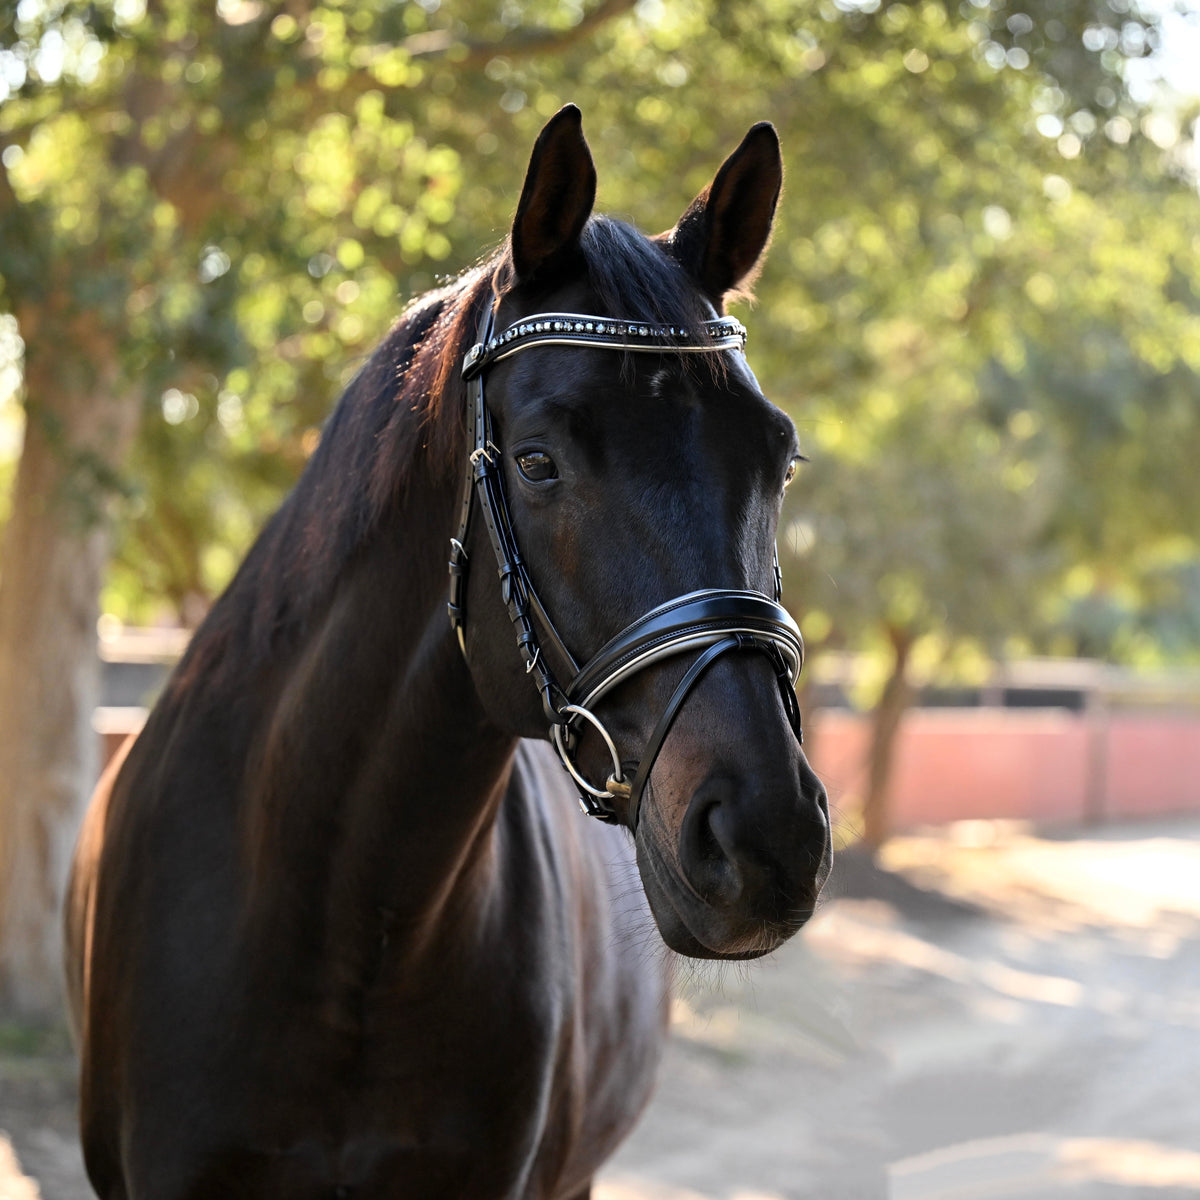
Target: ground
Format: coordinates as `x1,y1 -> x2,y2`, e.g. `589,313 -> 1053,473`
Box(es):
4,816 -> 1200,1199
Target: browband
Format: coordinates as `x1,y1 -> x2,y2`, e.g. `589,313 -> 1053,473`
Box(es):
463,313 -> 747,379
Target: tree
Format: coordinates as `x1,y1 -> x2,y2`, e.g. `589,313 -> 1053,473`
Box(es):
784,379 -> 1065,845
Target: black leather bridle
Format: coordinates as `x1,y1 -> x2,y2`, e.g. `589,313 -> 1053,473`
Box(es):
448,293 -> 804,832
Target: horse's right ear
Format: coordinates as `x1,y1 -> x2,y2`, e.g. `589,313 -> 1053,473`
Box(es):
663,122 -> 783,306
508,104 -> 596,286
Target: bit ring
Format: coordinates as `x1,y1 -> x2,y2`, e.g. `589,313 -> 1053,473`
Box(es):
551,704 -> 627,800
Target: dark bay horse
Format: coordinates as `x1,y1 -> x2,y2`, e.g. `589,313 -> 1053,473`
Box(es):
65,106 -> 831,1200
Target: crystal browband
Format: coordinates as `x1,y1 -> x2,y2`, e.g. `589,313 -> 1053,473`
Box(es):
462,313 -> 747,379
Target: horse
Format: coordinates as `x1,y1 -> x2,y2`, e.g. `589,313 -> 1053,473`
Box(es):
64,105 -> 831,1200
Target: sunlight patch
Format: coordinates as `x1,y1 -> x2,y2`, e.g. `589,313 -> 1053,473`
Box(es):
0,1135 -> 39,1200
891,1133 -> 1200,1197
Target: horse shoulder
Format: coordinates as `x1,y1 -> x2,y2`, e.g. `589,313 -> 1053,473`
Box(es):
72,695 -> 266,1198
506,742 -> 670,1196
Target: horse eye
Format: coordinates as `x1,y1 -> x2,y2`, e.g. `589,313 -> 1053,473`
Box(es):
516,450 -> 558,483
783,457 -> 800,489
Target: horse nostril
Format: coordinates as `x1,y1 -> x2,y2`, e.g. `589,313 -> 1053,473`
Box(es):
680,791 -> 744,906
679,775 -> 832,922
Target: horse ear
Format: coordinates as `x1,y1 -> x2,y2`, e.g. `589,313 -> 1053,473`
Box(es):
665,122 -> 783,305
509,104 -> 596,286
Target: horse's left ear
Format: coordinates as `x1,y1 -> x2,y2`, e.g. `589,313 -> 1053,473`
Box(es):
664,122 -> 783,306
509,104 -> 597,286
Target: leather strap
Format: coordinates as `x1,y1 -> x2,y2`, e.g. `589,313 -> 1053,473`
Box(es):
569,590 -> 802,710
623,634 -> 803,835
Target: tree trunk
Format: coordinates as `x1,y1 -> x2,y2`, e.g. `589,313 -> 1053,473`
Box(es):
860,626 -> 915,854
0,364 -> 139,1020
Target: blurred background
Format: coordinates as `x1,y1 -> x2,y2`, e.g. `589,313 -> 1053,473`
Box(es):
1,0 -> 1199,1196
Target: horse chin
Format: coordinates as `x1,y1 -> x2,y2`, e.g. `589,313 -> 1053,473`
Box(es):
656,915 -> 785,962
635,832 -> 801,962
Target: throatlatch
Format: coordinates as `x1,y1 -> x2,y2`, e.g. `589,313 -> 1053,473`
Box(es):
449,293 -> 804,832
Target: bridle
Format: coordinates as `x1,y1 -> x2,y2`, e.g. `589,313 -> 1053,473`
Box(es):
448,292 -> 804,832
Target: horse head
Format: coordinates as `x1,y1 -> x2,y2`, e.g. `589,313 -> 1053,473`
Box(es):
458,106 -> 831,961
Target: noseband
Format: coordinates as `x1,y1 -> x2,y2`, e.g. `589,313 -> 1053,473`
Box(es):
448,295 -> 804,832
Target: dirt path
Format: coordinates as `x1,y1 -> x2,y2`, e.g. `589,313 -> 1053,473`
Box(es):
5,816 -> 1200,1199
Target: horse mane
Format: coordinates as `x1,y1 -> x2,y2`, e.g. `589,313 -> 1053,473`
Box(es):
176,216 -> 712,685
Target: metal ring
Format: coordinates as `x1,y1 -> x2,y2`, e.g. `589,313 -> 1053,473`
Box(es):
551,704 -> 626,800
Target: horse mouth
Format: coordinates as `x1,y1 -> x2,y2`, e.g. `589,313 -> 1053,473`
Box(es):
635,830 -> 811,961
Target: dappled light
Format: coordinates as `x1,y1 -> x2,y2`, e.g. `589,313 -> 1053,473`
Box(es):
893,1134 -> 1200,1195
811,900 -> 1089,1008
882,824 -> 1200,930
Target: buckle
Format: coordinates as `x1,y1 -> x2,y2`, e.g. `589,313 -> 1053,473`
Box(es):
462,343 -> 484,377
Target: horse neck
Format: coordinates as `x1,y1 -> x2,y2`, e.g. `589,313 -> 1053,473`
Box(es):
238,457 -> 518,954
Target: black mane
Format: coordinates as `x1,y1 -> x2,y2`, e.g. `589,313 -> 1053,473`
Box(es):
576,216 -> 711,335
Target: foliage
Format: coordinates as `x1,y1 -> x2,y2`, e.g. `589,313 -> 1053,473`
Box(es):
1,0 -> 1198,664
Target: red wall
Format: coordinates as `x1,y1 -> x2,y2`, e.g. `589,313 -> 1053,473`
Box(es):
809,709 -> 1200,830
100,705 -> 1200,830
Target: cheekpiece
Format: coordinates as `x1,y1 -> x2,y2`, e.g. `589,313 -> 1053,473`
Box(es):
462,313 -> 747,379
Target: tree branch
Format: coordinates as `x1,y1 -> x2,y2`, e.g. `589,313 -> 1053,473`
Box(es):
402,0 -> 639,68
